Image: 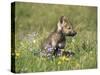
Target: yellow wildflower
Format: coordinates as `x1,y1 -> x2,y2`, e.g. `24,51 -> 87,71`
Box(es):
61,49 -> 64,51
59,56 -> 70,61
16,52 -> 20,57
61,56 -> 66,61
65,57 -> 70,61
76,63 -> 80,68
58,61 -> 61,65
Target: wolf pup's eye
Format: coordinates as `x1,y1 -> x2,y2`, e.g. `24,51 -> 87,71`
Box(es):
67,27 -> 71,29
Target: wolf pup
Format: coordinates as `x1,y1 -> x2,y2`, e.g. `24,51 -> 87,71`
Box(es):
40,16 -> 77,57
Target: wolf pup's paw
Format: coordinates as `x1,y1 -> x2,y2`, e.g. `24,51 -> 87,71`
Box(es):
62,50 -> 75,57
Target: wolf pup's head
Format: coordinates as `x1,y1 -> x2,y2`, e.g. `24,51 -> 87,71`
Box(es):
57,16 -> 77,36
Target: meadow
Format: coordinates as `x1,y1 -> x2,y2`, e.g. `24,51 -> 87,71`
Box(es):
12,2 -> 97,73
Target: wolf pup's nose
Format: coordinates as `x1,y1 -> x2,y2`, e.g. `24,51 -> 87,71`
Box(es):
72,31 -> 77,36
74,31 -> 77,35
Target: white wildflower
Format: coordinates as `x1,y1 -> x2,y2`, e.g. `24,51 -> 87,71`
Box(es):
33,40 -> 36,43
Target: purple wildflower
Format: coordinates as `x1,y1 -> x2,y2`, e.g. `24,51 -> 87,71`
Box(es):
47,47 -> 53,52
57,49 -> 62,56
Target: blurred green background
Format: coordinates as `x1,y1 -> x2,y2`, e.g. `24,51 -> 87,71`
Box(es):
13,2 -> 97,73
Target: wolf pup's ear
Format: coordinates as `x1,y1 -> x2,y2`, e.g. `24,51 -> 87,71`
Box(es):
57,16 -> 63,32
59,16 -> 65,24
57,16 -> 65,32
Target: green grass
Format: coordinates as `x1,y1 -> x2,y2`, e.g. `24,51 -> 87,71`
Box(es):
13,2 -> 97,73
